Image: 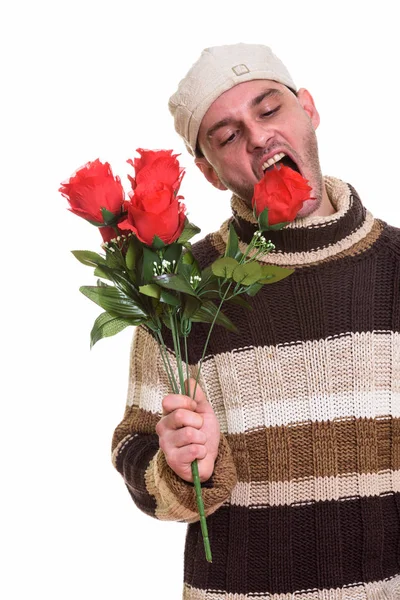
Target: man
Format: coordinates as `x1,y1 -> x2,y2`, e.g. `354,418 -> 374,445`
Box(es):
112,44 -> 400,598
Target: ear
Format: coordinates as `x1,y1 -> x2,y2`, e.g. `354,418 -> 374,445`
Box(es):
296,88 -> 320,130
194,158 -> 227,191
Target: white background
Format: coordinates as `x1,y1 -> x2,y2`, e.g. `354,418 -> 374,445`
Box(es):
2,1 -> 400,598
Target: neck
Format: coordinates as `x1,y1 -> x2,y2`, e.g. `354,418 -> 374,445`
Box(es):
296,182 -> 336,219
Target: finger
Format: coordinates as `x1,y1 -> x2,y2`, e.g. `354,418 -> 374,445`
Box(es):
184,378 -> 212,414
161,408 -> 204,431
162,393 -> 197,416
184,377 -> 208,402
171,427 -> 207,448
173,443 -> 207,465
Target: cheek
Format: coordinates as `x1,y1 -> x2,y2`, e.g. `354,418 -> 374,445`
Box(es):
285,119 -> 317,158
221,150 -> 251,175
284,118 -> 306,143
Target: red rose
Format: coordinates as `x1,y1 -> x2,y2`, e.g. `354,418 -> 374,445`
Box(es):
119,149 -> 186,245
127,148 -> 184,193
252,164 -> 312,225
59,159 -> 125,226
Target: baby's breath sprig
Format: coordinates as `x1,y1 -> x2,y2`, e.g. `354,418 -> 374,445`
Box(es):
152,259 -> 177,276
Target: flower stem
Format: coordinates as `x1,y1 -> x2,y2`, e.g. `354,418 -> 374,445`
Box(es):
170,311 -> 185,392
156,330 -> 179,394
183,333 -> 190,386
193,283 -> 233,399
182,326 -> 212,563
169,310 -> 212,563
191,460 -> 212,562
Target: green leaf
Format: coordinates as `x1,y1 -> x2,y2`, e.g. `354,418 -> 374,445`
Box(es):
225,223 -> 239,259
80,286 -> 148,319
154,273 -> 198,296
245,282 -> 263,296
191,300 -> 238,333
182,295 -> 202,320
101,268 -> 140,300
101,208 -> 118,226
125,237 -> 139,270
226,295 -> 253,309
142,246 -> 160,283
139,284 -> 180,307
106,248 -> 124,270
160,313 -> 172,330
159,290 -> 180,306
258,265 -> 295,284
196,266 -> 218,292
90,311 -> 136,348
71,250 -> 106,268
163,242 -> 182,266
232,262 -> 263,285
93,266 -> 112,281
151,235 -> 166,250
142,319 -> 162,333
177,262 -> 193,283
211,257 -> 239,279
139,284 -> 161,299
266,221 -> 290,231
182,250 -> 195,265
181,250 -> 200,275
258,208 -> 270,231
177,219 -> 201,244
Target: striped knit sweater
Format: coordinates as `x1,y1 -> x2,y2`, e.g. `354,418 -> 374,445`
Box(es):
112,176 -> 400,599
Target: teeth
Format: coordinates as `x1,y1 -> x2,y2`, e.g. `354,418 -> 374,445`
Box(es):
262,152 -> 285,171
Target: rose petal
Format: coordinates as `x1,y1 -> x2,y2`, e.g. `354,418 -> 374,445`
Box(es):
252,164 -> 311,225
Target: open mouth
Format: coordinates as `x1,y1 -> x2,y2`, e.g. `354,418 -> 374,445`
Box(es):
262,152 -> 301,175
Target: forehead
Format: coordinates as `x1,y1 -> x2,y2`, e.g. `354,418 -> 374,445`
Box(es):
198,79 -> 289,137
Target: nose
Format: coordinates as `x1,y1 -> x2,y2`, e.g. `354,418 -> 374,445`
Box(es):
245,121 -> 273,153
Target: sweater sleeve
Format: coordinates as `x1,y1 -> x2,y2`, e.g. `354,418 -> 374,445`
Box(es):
111,325 -> 237,523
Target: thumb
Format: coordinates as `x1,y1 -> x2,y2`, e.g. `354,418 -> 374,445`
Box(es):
184,378 -> 211,413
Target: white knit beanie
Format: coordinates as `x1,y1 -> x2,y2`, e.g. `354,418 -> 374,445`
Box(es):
168,43 -> 297,156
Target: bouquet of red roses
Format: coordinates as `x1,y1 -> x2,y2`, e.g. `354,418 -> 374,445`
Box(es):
60,149 -> 311,562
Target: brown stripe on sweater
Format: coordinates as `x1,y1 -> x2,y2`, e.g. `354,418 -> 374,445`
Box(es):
183,494 -> 400,595
112,406 -> 400,475
112,405 -> 160,451
174,254 -> 400,364
226,417 -> 400,482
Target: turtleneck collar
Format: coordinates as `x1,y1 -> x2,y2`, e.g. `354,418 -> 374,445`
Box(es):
216,177 -> 383,267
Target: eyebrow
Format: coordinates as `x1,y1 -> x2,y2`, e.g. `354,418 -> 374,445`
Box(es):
206,88 -> 284,139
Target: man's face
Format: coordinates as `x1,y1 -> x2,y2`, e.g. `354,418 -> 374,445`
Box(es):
195,79 -> 324,217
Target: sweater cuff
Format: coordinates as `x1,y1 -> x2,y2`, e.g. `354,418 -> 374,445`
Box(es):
145,433 -> 237,523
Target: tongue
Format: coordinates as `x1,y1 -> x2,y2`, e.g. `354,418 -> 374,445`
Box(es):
265,155 -> 300,174
265,161 -> 282,173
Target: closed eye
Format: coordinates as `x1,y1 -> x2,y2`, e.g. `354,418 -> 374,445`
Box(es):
220,132 -> 238,146
261,107 -> 279,118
